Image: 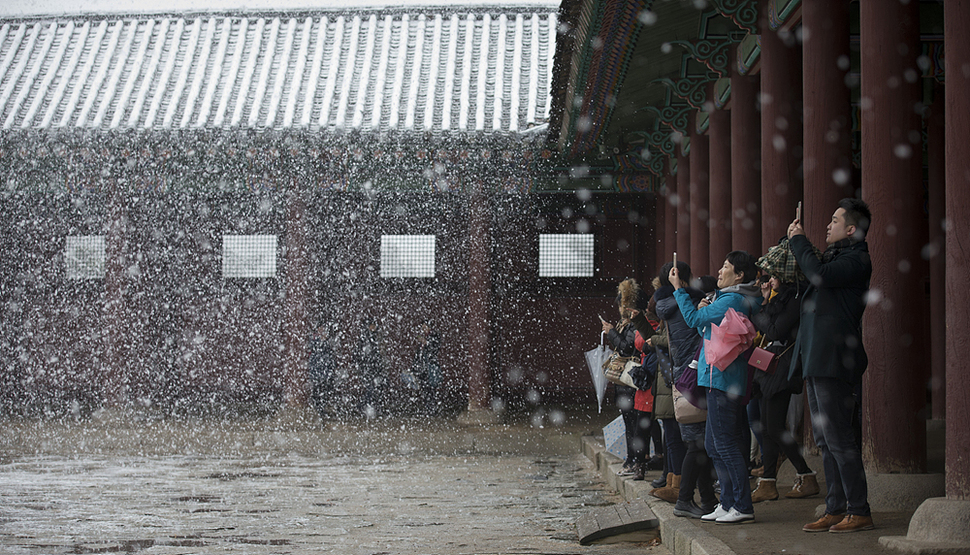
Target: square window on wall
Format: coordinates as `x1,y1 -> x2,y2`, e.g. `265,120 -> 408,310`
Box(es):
65,235 -> 106,279
538,234 -> 594,277
381,235 -> 436,278
222,235 -> 278,278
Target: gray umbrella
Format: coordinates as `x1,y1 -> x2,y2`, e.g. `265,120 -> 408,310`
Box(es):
584,332 -> 612,413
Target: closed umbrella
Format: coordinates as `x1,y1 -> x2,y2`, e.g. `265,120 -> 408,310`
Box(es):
704,307 -> 758,371
584,332 -> 612,413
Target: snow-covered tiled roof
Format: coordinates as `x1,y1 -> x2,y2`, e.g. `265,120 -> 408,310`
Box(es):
0,8 -> 557,134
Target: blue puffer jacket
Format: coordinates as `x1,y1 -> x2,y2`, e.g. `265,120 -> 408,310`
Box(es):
674,283 -> 763,396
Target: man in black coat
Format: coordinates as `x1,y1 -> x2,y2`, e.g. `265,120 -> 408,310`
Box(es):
787,198 -> 874,534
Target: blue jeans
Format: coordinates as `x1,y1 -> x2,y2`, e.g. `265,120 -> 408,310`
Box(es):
807,377 -> 871,516
705,388 -> 753,514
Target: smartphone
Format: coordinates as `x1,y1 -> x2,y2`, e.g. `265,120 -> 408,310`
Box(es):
796,201 -> 802,222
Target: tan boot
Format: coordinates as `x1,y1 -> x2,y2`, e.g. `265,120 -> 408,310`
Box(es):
648,472 -> 673,495
649,473 -> 681,503
786,472 -> 820,498
750,478 -> 779,503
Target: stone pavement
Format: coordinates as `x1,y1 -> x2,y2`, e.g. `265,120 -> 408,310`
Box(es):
0,405 -> 936,555
0,406 -> 670,555
582,434 -> 918,555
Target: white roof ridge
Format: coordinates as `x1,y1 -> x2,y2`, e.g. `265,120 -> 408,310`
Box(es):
0,7 -> 556,134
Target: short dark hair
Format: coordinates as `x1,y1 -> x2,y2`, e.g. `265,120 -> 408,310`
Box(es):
838,198 -> 872,237
724,250 -> 758,284
696,275 -> 718,293
658,261 -> 693,288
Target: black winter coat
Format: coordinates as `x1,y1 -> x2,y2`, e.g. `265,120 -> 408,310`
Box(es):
653,285 -> 704,381
788,235 -> 871,384
607,322 -> 638,406
751,283 -> 804,398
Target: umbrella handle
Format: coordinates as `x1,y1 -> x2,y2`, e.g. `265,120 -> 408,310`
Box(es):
601,331 -> 606,346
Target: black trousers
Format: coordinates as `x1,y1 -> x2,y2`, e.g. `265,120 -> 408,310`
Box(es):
677,426 -> 717,507
759,393 -> 812,478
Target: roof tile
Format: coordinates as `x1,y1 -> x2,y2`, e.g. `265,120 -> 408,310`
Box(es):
0,8 -> 556,134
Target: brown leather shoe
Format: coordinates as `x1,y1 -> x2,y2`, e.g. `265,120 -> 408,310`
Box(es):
829,514 -> 874,533
802,513 -> 844,532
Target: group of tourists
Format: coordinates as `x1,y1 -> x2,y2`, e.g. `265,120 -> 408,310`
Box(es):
602,198 -> 875,532
307,320 -> 442,419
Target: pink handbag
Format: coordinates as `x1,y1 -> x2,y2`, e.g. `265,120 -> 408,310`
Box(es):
747,346 -> 776,373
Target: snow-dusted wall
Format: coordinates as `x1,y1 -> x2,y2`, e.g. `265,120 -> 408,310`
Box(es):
0,9 -> 557,133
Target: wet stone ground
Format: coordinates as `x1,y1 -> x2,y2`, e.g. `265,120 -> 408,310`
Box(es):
0,409 -> 668,555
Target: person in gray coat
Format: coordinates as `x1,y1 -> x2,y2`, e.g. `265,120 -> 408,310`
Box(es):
787,198 -> 873,533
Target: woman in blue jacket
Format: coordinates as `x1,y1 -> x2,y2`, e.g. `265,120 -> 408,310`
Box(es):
670,250 -> 762,524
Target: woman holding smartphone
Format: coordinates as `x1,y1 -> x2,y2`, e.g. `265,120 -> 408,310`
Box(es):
670,251 -> 763,524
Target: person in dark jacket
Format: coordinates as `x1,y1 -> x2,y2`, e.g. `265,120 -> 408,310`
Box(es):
647,262 -> 697,504
413,321 -> 442,415
652,261 -> 718,518
308,322 -> 337,418
787,198 -> 874,533
749,275 -> 818,503
603,279 -> 647,476
356,320 -> 386,418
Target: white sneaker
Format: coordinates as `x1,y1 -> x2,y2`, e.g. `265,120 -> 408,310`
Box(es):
716,508 -> 755,524
701,505 -> 730,522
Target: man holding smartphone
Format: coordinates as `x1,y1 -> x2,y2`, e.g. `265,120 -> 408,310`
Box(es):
787,198 -> 873,533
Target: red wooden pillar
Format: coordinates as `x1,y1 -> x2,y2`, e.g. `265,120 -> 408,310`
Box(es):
892,6 -> 970,545
466,181 -> 492,413
283,187 -> 309,407
664,158 -> 678,267
944,0 -> 970,500
926,86 -> 946,422
102,179 -> 128,406
676,144 -> 691,262
708,107 -> 732,274
730,49 -> 761,256
802,0 -> 853,241
690,119 -> 710,276
860,0 -> 926,473
654,177 -> 667,273
759,0 -> 803,253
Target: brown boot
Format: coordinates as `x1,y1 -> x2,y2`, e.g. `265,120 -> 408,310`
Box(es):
802,513 -> 844,532
786,473 -> 820,498
649,473 -> 681,503
829,514 -> 874,533
648,473 -> 673,495
750,478 -> 778,503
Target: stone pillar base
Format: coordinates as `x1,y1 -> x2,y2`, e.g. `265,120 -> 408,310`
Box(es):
880,498 -> 970,555
868,472 -> 945,512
